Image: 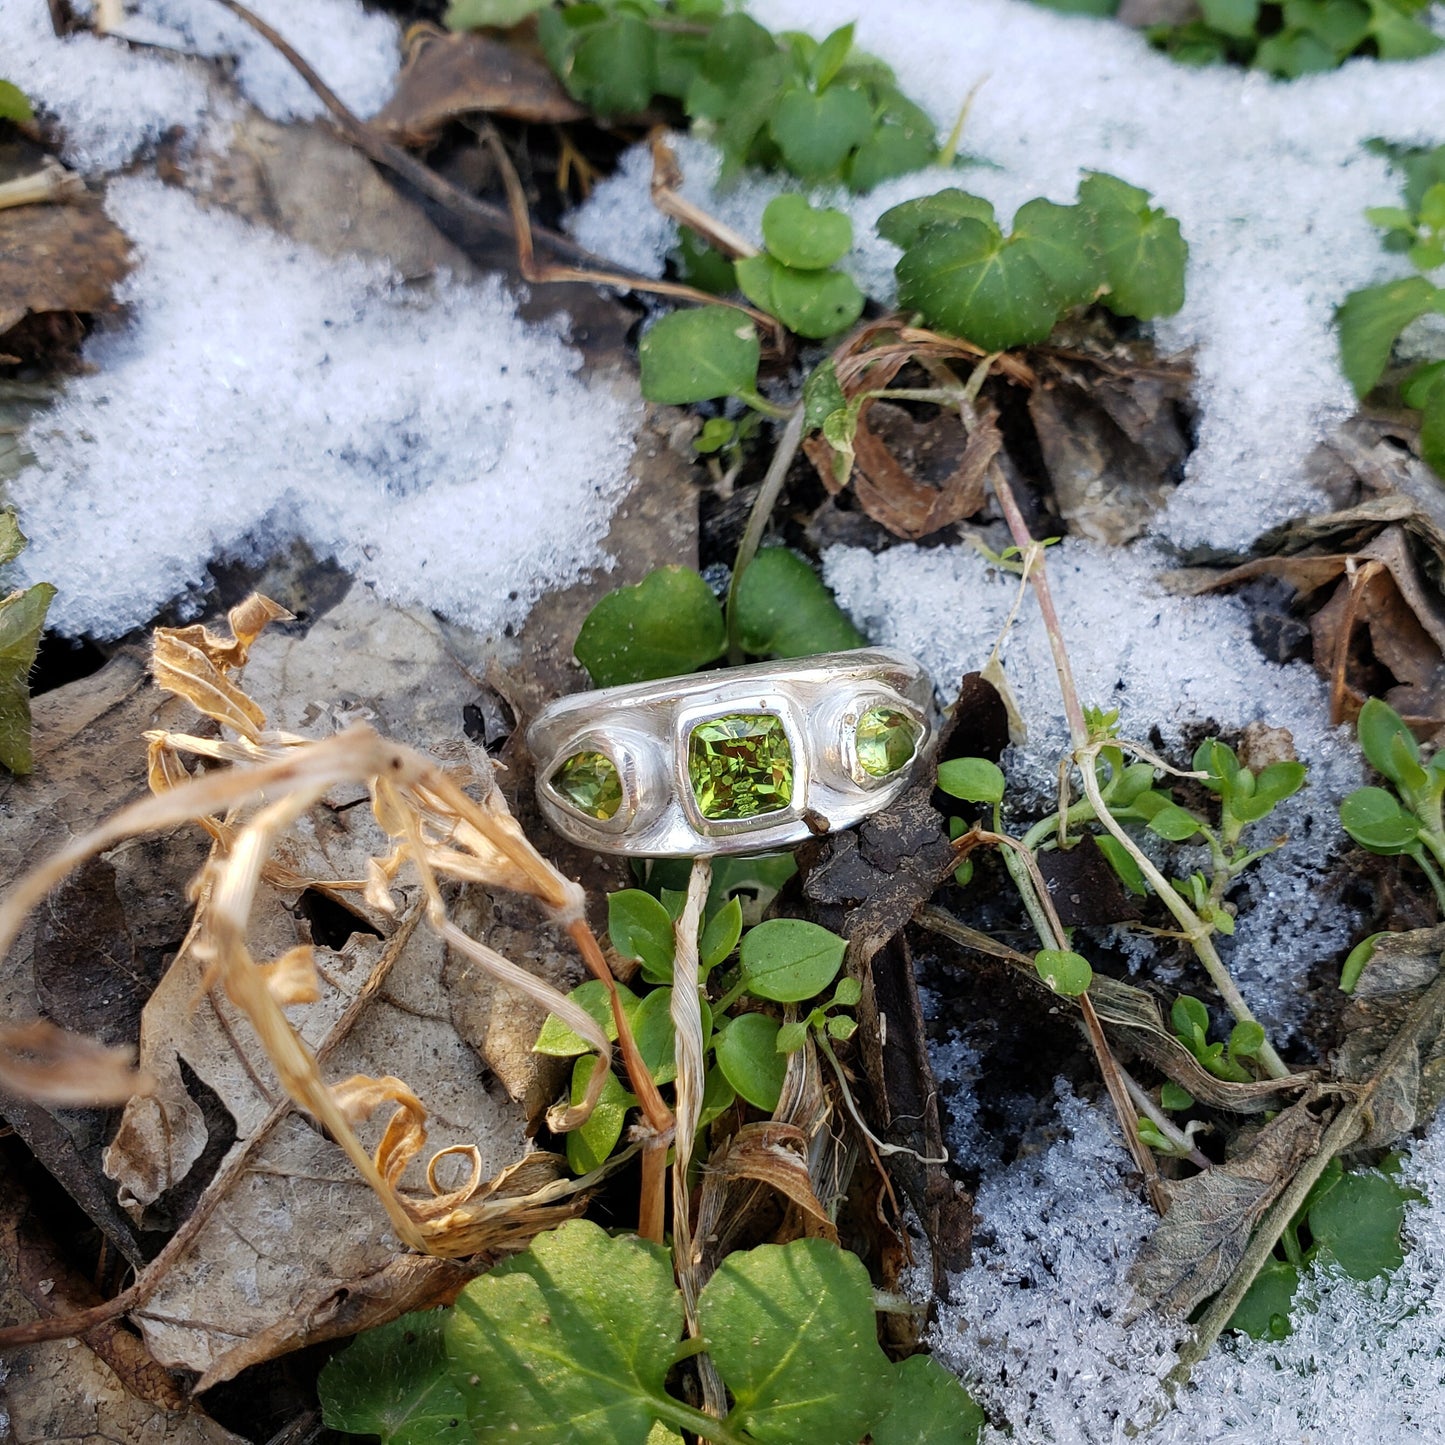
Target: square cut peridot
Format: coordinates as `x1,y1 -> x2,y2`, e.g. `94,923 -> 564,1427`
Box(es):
687,712 -> 793,821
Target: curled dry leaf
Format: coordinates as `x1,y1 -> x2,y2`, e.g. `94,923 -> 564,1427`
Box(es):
373,28 -> 587,146
0,1019 -> 151,1106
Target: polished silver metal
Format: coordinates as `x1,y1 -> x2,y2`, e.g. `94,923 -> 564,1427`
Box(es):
527,648 -> 935,857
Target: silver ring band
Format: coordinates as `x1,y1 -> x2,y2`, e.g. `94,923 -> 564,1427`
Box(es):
527,648 -> 935,857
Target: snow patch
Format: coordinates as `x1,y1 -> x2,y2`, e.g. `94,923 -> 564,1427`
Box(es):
6,181 -> 639,639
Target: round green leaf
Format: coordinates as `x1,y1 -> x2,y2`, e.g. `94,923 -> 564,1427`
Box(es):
1010,197 -> 1102,311
638,305 -> 760,405
699,1238 -> 895,1444
769,83 -> 873,179
895,218 -> 1061,352
1308,1169 -> 1407,1280
1033,948 -> 1093,996
714,1011 -> 786,1110
608,889 -> 678,984
1357,696 -> 1421,784
775,1018 -> 809,1053
937,757 -> 1006,804
770,263 -> 865,339
1228,1258 -> 1299,1341
535,979 -> 640,1057
1159,1082 -> 1194,1112
1339,786 -> 1421,854
448,1221 -> 681,1445
739,917 -> 848,1002
869,1353 -> 983,1445
1335,276 -> 1439,398
1146,803 -> 1203,841
1228,1019 -> 1266,1059
631,987 -> 713,1085
846,119 -> 937,193
320,1310 -> 467,1445
734,546 -> 866,658
1077,172 -> 1187,321
575,565 -> 726,687
569,14 -> 658,116
877,189 -> 997,249
762,194 -> 853,270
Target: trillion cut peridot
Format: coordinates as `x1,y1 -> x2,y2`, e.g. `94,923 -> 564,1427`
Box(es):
855,706 -> 920,778
550,749 -> 623,820
687,713 -> 793,821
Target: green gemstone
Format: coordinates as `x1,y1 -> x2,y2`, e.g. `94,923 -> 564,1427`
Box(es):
855,706 -> 920,778
687,713 -> 794,821
550,749 -> 623,820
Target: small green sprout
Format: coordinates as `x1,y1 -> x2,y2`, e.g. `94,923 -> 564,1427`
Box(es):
1170,995 -> 1265,1082
1340,696 -> 1445,912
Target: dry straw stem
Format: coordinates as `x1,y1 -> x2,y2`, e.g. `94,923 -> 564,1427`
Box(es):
0,595 -> 666,1263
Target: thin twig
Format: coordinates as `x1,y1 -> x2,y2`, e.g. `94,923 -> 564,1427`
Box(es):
725,403 -> 807,663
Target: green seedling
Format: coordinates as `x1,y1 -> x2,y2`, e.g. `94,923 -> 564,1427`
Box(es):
1338,143 -> 1445,478
539,892 -> 848,1154
573,552 -> 861,690
1127,0 -> 1442,75
1170,994 -> 1266,1083
320,1221 -> 984,1445
735,196 -> 865,340
1339,696 -> 1445,912
882,172 -> 1186,353
517,7 -> 935,189
1229,1155 -> 1415,1339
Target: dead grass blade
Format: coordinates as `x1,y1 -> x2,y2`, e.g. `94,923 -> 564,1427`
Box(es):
0,1020 -> 150,1106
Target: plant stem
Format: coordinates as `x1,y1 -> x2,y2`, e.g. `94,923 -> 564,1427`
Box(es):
646,1396 -> 756,1445
725,403 -> 807,663
1121,1069 -> 1211,1170
1075,758 -> 1291,1080
1413,839 -> 1445,914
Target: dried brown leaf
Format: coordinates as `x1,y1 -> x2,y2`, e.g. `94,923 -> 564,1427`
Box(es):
374,30 -> 586,145
1128,1092 -> 1329,1318
0,193 -> 131,339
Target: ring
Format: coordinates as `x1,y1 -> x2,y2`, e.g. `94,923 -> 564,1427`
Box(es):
527,648 -> 935,857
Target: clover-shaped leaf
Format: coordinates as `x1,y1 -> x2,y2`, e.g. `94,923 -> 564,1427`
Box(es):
761,194 -> 853,270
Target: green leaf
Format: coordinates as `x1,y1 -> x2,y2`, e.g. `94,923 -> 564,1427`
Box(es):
443,0 -> 546,28
1365,204 -> 1417,233
0,80 -> 33,124
1146,803 -> 1203,841
535,979 -> 640,1057
575,566 -> 726,687
1285,0 -> 1371,52
714,1011 -> 786,1109
1228,1258 -> 1299,1341
1160,1081 -> 1195,1111
700,896 -> 744,971
809,23 -> 855,91
832,975 -> 862,1008
936,757 -> 1006,804
638,306 -> 760,405
803,360 -> 847,432
1010,198 -> 1103,311
769,263 -> 866,339
769,83 -> 873,179
740,917 -> 848,1002
1308,1168 -> 1407,1280
609,889 -> 678,984
1421,374 -> 1445,478
1357,696 -> 1422,784
826,1014 -> 856,1040
673,228 -> 738,296
761,194 -> 853,270
846,120 -> 937,193
870,1354 -> 984,1445
698,1238 -> 895,1444
1077,172 -> 1187,320
877,190 -> 997,249
735,253 -> 782,315
1252,761 -> 1307,810
1193,737 -> 1241,793
319,1310 -> 467,1444
1228,1019 -> 1266,1059
1171,994 -> 1211,1045
1034,948 -> 1093,996
699,1062 -> 736,1126
0,583 -> 55,776
632,986 -> 676,1084
1336,276 -> 1440,397
775,1018 -> 809,1053
1200,0 -> 1261,37
570,14 -> 658,116
895,218 -> 1061,352
1094,834 -> 1148,896
0,512 -> 26,569
1365,0 -> 1443,59
448,1220 -> 680,1444
1340,931 -> 1388,993
1255,28 -> 1339,76
734,546 -> 866,658
1339,786 -> 1421,854
1402,359 -> 1445,410
566,1055 -> 635,1173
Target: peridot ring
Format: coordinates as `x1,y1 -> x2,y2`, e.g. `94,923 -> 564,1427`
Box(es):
526,648 -> 934,857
